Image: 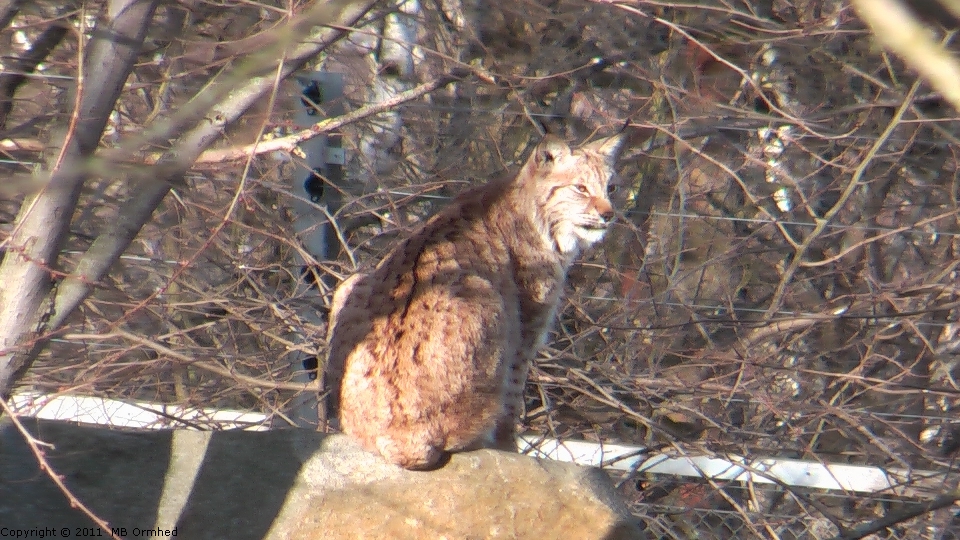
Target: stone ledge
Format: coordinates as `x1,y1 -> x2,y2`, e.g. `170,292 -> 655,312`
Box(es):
1,418 -> 645,539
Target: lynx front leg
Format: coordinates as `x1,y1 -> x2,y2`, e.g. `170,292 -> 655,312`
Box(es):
494,354 -> 534,452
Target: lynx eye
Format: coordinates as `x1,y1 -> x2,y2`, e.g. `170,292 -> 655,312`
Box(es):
572,184 -> 589,194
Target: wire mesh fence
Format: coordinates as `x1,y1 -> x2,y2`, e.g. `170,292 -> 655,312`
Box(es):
3,1 -> 960,536
627,484 -> 960,540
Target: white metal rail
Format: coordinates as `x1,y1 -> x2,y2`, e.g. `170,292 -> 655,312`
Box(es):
9,392 -> 948,499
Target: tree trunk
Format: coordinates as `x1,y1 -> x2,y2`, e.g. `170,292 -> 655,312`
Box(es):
0,0 -> 159,398
0,0 -> 378,398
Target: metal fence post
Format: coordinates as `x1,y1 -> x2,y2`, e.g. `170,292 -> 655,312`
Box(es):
285,71 -> 345,428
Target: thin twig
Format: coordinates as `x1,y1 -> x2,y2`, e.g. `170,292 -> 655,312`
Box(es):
827,489 -> 960,540
0,400 -> 125,540
763,78 -> 922,318
102,330 -> 319,392
191,72 -> 467,164
853,0 -> 960,112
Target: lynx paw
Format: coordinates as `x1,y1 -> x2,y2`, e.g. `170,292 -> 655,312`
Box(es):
375,435 -> 445,470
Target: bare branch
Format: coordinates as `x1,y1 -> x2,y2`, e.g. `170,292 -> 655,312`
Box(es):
0,400 -> 124,540
196,72 -> 465,164
852,0 -> 960,111
110,330 -> 319,393
0,0 -> 23,31
45,0 -> 379,332
827,490 -> 960,540
0,23 -> 67,130
0,0 -> 160,398
763,79 -> 921,317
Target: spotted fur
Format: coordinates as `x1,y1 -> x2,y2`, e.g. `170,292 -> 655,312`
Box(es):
326,134 -> 623,469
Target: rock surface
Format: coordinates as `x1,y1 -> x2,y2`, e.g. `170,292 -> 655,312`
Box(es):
1,418 -> 645,539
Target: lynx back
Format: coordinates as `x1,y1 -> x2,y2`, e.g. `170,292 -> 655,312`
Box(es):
326,134 -> 623,469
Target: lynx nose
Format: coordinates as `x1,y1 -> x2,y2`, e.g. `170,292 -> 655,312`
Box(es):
596,199 -> 615,222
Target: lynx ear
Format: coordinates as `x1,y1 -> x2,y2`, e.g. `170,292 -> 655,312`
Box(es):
583,133 -> 625,165
534,135 -> 571,167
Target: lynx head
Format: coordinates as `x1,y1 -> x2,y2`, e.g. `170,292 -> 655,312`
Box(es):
519,134 -> 624,257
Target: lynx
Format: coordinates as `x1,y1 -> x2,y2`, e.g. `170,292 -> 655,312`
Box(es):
325,134 -> 624,469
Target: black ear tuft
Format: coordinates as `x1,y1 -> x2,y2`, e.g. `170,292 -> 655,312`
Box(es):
584,133 -> 625,165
